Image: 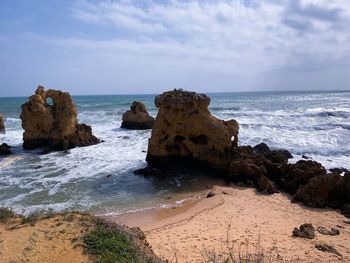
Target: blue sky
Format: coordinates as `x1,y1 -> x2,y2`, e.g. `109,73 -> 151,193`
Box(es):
0,0 -> 350,96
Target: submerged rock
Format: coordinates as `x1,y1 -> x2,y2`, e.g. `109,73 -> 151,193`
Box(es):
292,223 -> 315,239
20,86 -> 99,150
121,101 -> 154,130
0,143 -> 12,155
0,114 -> 4,133
146,89 -> 239,169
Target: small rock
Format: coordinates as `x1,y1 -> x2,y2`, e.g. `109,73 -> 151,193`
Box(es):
302,155 -> 310,159
207,192 -> 215,198
292,223 -> 315,239
315,243 -> 342,256
0,143 -> 12,155
106,174 -> 112,178
316,226 -> 340,236
222,191 -> 228,195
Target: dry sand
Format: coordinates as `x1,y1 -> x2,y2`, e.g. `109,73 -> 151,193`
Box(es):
113,185 -> 350,263
0,213 -> 92,263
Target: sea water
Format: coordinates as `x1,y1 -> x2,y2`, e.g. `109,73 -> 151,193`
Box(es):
0,91 -> 349,215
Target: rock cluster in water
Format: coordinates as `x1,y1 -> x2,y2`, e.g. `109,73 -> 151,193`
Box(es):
139,89 -> 350,217
20,86 -> 99,150
121,101 -> 154,130
0,114 -> 4,133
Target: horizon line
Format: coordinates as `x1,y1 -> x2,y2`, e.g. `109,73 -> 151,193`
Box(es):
1,88 -> 350,99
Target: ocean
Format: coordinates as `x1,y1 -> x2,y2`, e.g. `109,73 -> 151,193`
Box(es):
0,90 -> 349,215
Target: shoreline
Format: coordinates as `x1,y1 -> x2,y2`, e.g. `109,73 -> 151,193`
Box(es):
109,184 -> 350,262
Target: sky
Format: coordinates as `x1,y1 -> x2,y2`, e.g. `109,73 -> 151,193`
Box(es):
0,0 -> 350,96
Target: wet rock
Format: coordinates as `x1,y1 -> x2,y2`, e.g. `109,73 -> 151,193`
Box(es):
280,160 -> 327,194
329,167 -> 348,174
121,101 -> 154,130
316,226 -> 340,236
302,155 -> 310,159
0,143 -> 12,155
0,114 -> 5,133
207,192 -> 215,198
253,143 -> 293,164
20,86 -> 99,151
146,89 -> 239,169
292,223 -> 315,239
315,243 -> 342,256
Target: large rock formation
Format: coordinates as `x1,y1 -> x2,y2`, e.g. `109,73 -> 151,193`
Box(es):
146,89 -> 239,170
20,86 -> 99,150
121,101 -> 154,130
140,89 -> 349,214
0,114 -> 4,133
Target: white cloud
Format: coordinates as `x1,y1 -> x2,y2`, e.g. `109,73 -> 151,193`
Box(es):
67,0 -> 350,73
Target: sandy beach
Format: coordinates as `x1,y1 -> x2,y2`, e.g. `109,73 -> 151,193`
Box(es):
112,185 -> 350,263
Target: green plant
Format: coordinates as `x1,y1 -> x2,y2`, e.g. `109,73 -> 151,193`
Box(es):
84,219 -> 143,263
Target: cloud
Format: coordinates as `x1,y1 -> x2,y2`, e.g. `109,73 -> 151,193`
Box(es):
2,0 -> 350,95
67,1 -> 350,72
282,0 -> 349,34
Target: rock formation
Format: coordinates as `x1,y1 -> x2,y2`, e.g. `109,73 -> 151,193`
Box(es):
0,114 -> 4,133
139,89 -> 349,214
121,101 -> 154,130
20,86 -> 99,150
0,143 -> 11,155
146,89 -> 239,170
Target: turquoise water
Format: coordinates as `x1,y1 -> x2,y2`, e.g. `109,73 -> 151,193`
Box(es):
0,90 -> 350,214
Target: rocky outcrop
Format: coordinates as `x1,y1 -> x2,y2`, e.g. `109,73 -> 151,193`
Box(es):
292,223 -> 315,239
146,89 -> 239,170
279,160 -> 327,194
139,89 -> 349,214
20,86 -> 99,150
0,143 -> 11,155
0,114 -> 4,133
294,171 -> 350,209
121,101 -> 154,130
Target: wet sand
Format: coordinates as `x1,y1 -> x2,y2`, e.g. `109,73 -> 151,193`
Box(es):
111,185 -> 350,263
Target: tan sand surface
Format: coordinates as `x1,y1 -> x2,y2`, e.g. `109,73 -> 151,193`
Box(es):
0,213 -> 91,263
113,185 -> 350,263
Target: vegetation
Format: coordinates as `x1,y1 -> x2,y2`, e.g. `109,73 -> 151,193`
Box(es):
84,217 -> 164,263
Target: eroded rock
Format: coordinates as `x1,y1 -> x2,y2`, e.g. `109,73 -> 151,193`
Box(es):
20,86 -> 99,150
280,160 -> 327,194
293,171 -> 350,209
0,114 -> 4,133
121,101 -> 154,130
146,89 -> 239,169
292,223 -> 315,239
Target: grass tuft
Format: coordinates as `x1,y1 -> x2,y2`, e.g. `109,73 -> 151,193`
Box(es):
84,219 -> 143,263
